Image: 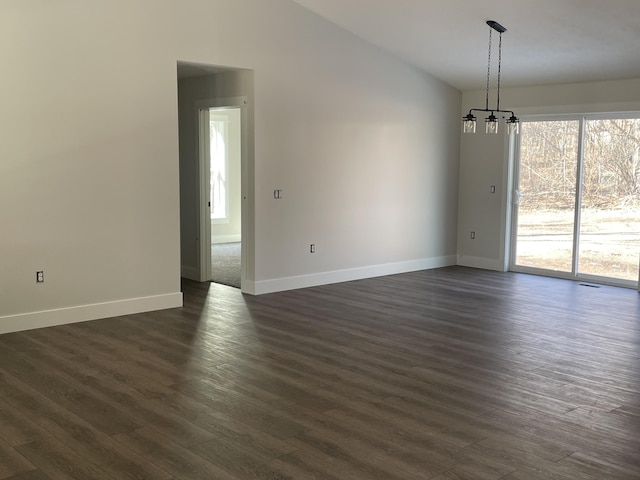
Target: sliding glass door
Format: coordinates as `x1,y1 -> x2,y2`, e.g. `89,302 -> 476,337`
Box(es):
512,115 -> 640,287
513,119 -> 580,274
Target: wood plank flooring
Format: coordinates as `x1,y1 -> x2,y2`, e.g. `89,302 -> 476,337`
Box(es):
1,266 -> 639,479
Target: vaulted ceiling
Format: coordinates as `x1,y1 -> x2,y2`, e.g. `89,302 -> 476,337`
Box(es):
292,0 -> 640,91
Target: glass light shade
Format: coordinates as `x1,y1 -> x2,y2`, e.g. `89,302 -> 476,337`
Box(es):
506,115 -> 519,135
485,115 -> 498,134
463,114 -> 477,134
463,119 -> 477,134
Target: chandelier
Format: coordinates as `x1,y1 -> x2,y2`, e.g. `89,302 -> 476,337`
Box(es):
463,20 -> 519,135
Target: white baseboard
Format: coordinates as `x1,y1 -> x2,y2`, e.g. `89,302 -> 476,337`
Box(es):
181,265 -> 199,281
0,292 -> 183,335
248,255 -> 457,295
212,235 -> 241,244
457,254 -> 505,271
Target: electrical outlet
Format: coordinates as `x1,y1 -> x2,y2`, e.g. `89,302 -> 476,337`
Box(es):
470,232 -> 476,240
36,271 -> 44,283
310,244 -> 315,253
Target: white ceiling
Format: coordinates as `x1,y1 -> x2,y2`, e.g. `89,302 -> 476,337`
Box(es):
291,0 -> 640,91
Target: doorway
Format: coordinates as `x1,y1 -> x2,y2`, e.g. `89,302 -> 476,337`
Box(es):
511,115 -> 640,288
176,63 -> 254,293
199,105 -> 243,289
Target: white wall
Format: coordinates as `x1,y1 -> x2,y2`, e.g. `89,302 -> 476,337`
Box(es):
174,0 -> 462,294
457,78 -> 640,270
178,75 -> 213,279
0,0 -> 185,333
0,0 -> 461,333
248,22 -> 461,293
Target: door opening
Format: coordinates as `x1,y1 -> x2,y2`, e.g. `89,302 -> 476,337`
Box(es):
510,116 -> 640,288
198,101 -> 246,289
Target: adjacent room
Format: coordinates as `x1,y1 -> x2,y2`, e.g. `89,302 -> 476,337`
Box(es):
1,0 -> 639,478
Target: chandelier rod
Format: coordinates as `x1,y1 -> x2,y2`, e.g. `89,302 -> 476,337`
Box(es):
485,28 -> 492,111
497,30 -> 503,112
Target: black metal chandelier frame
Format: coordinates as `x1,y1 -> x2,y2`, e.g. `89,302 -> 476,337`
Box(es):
463,20 -> 519,135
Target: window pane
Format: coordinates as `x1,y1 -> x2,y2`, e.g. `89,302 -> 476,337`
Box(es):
210,119 -> 227,220
579,119 -> 640,281
515,120 -> 579,272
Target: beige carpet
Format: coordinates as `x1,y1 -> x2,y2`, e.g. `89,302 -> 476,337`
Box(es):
211,242 -> 241,288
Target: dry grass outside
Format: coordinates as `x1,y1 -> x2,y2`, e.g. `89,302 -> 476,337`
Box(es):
516,207 -> 640,282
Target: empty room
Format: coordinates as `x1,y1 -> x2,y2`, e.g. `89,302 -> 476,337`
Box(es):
1,0 -> 639,479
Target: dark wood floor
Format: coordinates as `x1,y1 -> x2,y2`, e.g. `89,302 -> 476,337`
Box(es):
1,266 -> 639,479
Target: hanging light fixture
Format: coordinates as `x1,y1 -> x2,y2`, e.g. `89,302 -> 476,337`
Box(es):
463,20 -> 519,135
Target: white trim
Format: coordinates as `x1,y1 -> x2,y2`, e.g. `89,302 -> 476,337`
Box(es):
198,108 -> 212,282
247,256 -> 457,295
0,293 -> 183,335
499,132 -> 516,272
508,124 -> 524,270
457,255 -> 504,271
572,117 -> 587,274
